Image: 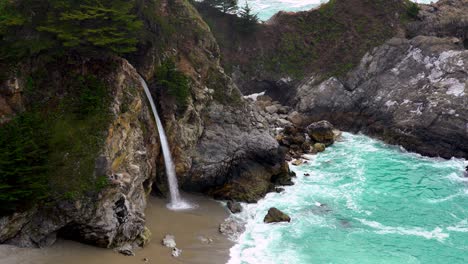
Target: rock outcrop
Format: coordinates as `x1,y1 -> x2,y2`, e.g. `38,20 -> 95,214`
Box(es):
296,36 -> 468,158
263,208 -> 291,223
407,0 -> 468,47
1,0 -> 289,250
0,59 -> 158,250
195,0 -> 411,102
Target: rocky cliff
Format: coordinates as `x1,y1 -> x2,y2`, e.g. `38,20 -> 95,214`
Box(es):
196,0 -> 412,102
0,0 -> 288,251
0,58 -> 158,251
199,0 -> 468,159
128,0 -> 289,201
296,36 -> 467,159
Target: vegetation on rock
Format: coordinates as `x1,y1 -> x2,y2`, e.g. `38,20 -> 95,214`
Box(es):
0,68 -> 112,215
0,0 -> 143,71
155,60 -> 190,110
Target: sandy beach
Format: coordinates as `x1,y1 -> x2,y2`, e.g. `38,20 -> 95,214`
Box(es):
0,194 -> 233,264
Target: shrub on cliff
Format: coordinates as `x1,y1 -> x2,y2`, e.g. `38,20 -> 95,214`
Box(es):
405,2 -> 420,19
155,60 -> 190,110
237,1 -> 259,34
204,0 -> 238,14
0,113 -> 49,216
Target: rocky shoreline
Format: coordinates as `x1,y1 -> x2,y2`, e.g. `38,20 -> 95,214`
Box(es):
0,0 -> 466,260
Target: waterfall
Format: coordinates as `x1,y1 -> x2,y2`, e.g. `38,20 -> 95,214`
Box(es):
139,76 -> 193,210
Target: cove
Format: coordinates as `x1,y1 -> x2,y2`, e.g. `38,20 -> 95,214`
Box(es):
246,0 -> 438,21
228,133 -> 468,264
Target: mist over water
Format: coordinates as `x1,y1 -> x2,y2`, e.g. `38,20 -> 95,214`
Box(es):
246,0 -> 437,21
228,133 -> 468,264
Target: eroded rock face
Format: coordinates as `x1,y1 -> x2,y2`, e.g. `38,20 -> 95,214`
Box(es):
187,102 -> 289,202
0,59 -> 158,249
296,36 -> 468,159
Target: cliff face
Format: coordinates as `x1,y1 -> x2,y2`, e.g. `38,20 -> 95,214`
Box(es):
129,0 -> 289,200
296,36 -> 468,159
0,0 -> 288,250
0,58 -> 158,250
196,0 -> 411,102
198,0 -> 468,159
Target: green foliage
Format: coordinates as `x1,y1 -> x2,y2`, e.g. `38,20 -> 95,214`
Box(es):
47,74 -> 111,199
237,1 -> 258,34
406,2 -> 420,19
39,0 -> 143,55
204,0 -> 238,13
0,113 -> 49,216
0,72 -> 112,215
0,0 -> 143,66
0,0 -> 56,67
155,60 -> 190,109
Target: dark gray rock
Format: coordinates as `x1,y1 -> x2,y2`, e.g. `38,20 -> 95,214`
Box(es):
186,102 -> 288,203
227,201 -> 243,214
296,36 -> 468,159
264,208 -> 291,223
306,121 -> 335,146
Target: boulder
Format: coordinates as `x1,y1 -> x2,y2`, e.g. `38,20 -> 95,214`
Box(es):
277,118 -> 292,127
117,244 -> 135,256
162,235 -> 176,248
287,111 -> 303,126
227,201 -> 242,214
292,159 -> 302,166
306,121 -> 336,145
275,187 -> 285,193
313,143 -> 326,153
263,208 -> 291,223
265,105 -> 279,114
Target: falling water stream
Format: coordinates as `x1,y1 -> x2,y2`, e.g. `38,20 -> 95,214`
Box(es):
139,76 -> 194,210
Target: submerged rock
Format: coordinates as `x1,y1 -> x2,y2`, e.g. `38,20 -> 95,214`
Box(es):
227,201 -> 243,214
198,235 -> 214,244
275,187 -> 285,193
162,235 -> 176,248
117,244 -> 135,256
292,159 -> 303,166
219,218 -> 245,239
264,208 -> 291,223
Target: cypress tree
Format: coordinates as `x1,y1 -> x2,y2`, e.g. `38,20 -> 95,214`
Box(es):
238,1 -> 259,33
39,0 -> 143,55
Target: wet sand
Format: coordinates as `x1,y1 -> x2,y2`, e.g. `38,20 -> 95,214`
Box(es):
0,194 -> 233,264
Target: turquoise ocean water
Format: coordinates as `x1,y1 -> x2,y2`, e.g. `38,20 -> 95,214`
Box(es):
246,0 -> 437,21
228,133 -> 468,264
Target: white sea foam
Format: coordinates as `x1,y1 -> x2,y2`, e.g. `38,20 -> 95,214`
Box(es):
243,91 -> 266,101
447,220 -> 468,233
357,218 -> 449,242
